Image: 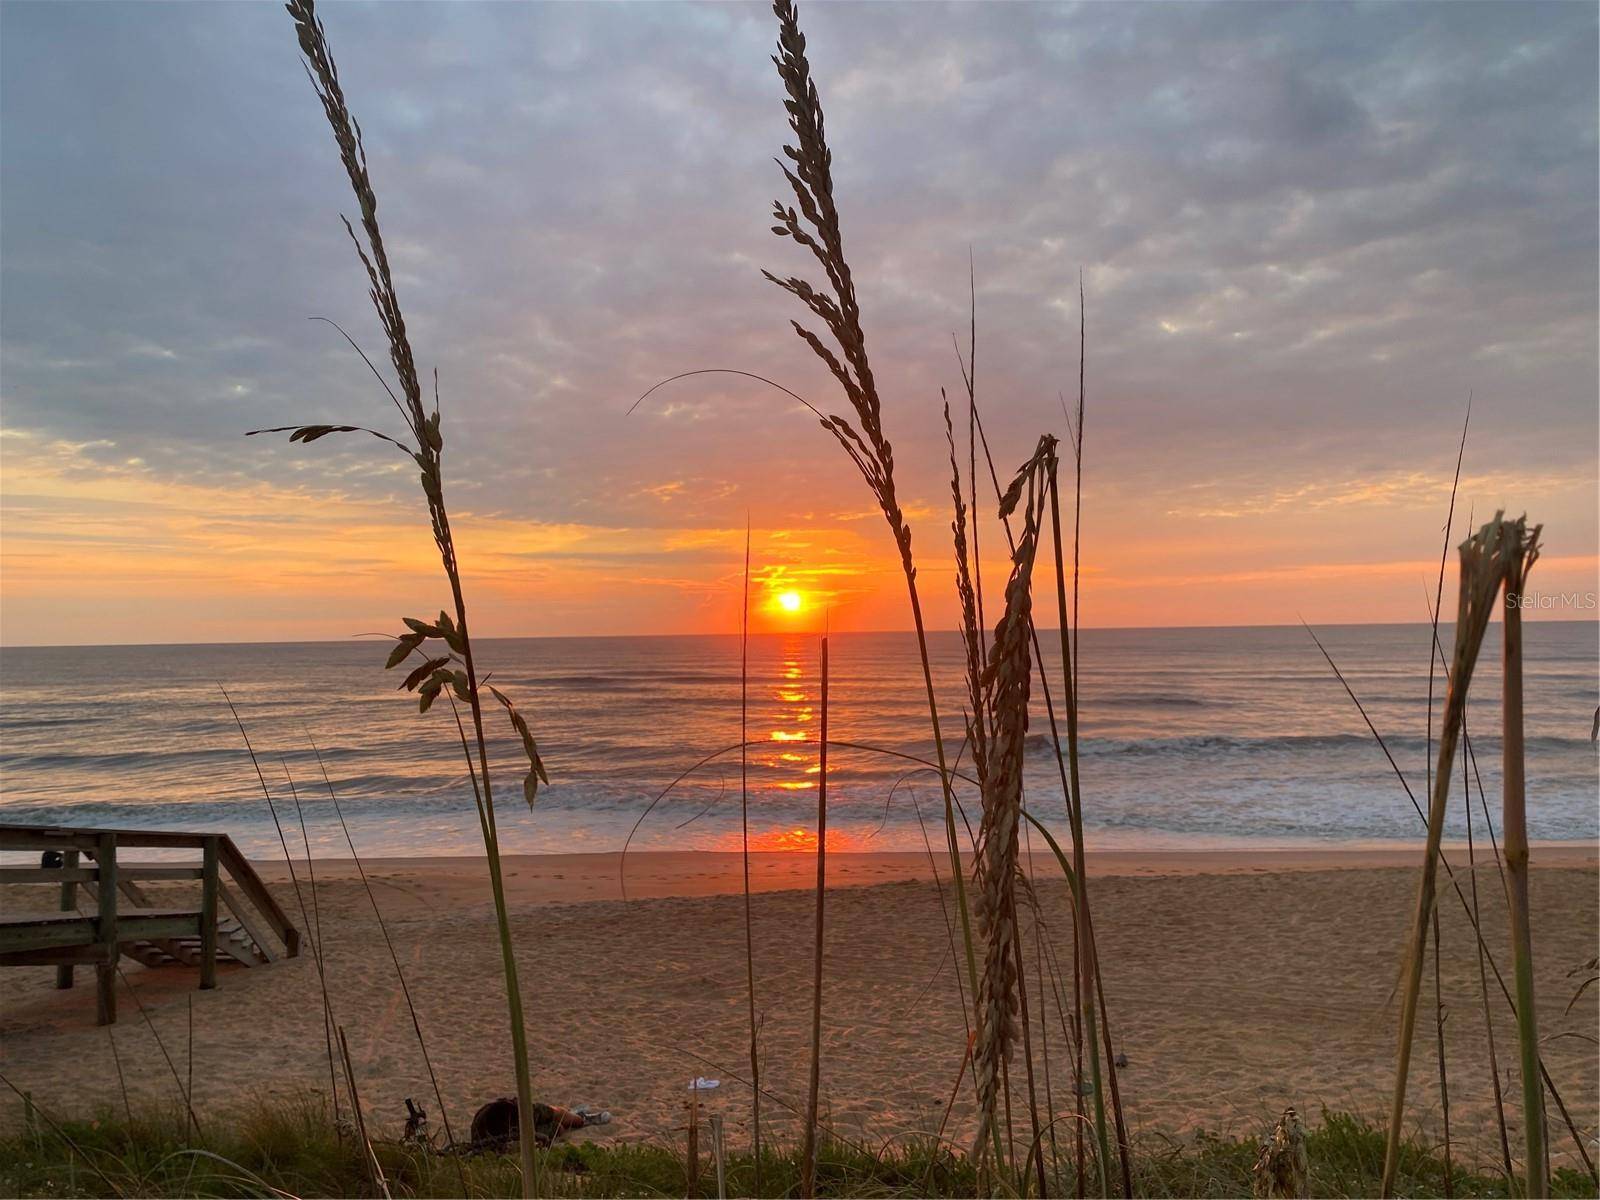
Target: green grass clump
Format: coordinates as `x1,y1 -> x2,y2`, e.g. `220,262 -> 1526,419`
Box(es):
1135,1112 -> 1593,1199
3,1097 -> 1595,1198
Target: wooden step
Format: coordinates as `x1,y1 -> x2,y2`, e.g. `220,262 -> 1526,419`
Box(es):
3,823 -> 301,1026
10,916 -> 270,971
0,908 -> 204,952
121,923 -> 268,970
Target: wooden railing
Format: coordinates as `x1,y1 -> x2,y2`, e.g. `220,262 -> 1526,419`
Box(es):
0,824 -> 300,1024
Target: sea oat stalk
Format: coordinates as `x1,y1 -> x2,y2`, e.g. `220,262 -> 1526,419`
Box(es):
946,398 -> 991,792
762,0 -> 985,1132
1423,404 -> 1470,1200
257,4 -> 548,1191
1500,519 -> 1545,1198
1381,513 -> 1529,1196
970,287 -> 1132,1192
800,633 -> 830,1198
1046,458 -> 1112,1196
1314,614 -> 1595,1185
970,437 -> 1055,1165
1315,619 -> 1595,1185
739,526 -> 762,1187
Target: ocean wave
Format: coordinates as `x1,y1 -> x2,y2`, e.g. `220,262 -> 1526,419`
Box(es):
1090,693 -> 1211,709
5,627 -> 1595,852
0,713 -> 112,730
1021,732 -> 1593,758
0,746 -> 277,772
504,670 -> 735,688
522,674 -> 642,693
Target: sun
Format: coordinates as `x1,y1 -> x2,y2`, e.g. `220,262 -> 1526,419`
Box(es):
777,589 -> 803,613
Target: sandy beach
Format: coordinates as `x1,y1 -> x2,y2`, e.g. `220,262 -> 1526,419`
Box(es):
2,846 -> 1595,1171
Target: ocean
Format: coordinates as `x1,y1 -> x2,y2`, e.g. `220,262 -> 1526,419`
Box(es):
1,623 -> 1595,859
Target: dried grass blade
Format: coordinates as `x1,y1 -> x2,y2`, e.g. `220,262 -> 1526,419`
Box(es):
1381,513 -> 1528,1196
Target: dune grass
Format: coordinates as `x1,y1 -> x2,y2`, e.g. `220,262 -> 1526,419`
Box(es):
250,1 -> 551,1193
4,1098 -> 1595,1200
1379,515 -> 1549,1198
214,4 -> 1579,1200
967,437 -> 1055,1167
760,3 -> 985,1113
755,2 -> 1137,1185
1497,518 -> 1546,1200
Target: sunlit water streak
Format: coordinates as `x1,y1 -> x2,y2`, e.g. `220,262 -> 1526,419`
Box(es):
1,624 -> 1595,858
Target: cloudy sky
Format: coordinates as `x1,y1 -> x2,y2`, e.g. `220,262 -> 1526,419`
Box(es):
1,0 -> 1594,645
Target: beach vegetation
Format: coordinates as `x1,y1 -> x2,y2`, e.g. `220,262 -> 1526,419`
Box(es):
6,1097 -> 1594,1199
246,1 -> 548,1193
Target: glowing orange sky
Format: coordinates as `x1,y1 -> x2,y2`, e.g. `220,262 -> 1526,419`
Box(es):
1,3 -> 1595,646
2,425 -> 1594,645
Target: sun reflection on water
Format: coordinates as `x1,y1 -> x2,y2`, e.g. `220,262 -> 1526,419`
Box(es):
715,825 -> 863,853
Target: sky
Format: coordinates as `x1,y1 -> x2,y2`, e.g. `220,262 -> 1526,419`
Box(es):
1,1 -> 1595,645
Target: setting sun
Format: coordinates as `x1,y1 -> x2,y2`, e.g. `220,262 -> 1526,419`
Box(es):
777,590 -> 802,613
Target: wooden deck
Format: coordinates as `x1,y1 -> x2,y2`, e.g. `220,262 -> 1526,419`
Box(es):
0,823 -> 300,1024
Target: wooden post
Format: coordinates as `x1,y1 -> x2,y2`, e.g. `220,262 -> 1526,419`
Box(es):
95,833 -> 118,1025
200,837 -> 219,990
218,838 -> 300,956
55,848 -> 80,990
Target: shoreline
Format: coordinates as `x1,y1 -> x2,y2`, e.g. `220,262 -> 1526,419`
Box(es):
250,842 -> 1599,909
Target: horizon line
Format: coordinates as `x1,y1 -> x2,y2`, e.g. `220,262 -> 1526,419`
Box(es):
3,613 -> 1595,652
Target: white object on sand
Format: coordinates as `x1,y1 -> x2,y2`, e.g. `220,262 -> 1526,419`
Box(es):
689,1077 -> 721,1091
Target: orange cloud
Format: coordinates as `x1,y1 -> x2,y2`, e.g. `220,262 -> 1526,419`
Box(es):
3,428 -> 1596,645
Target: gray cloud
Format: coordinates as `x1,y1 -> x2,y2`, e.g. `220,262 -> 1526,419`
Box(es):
2,0 -> 1594,548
